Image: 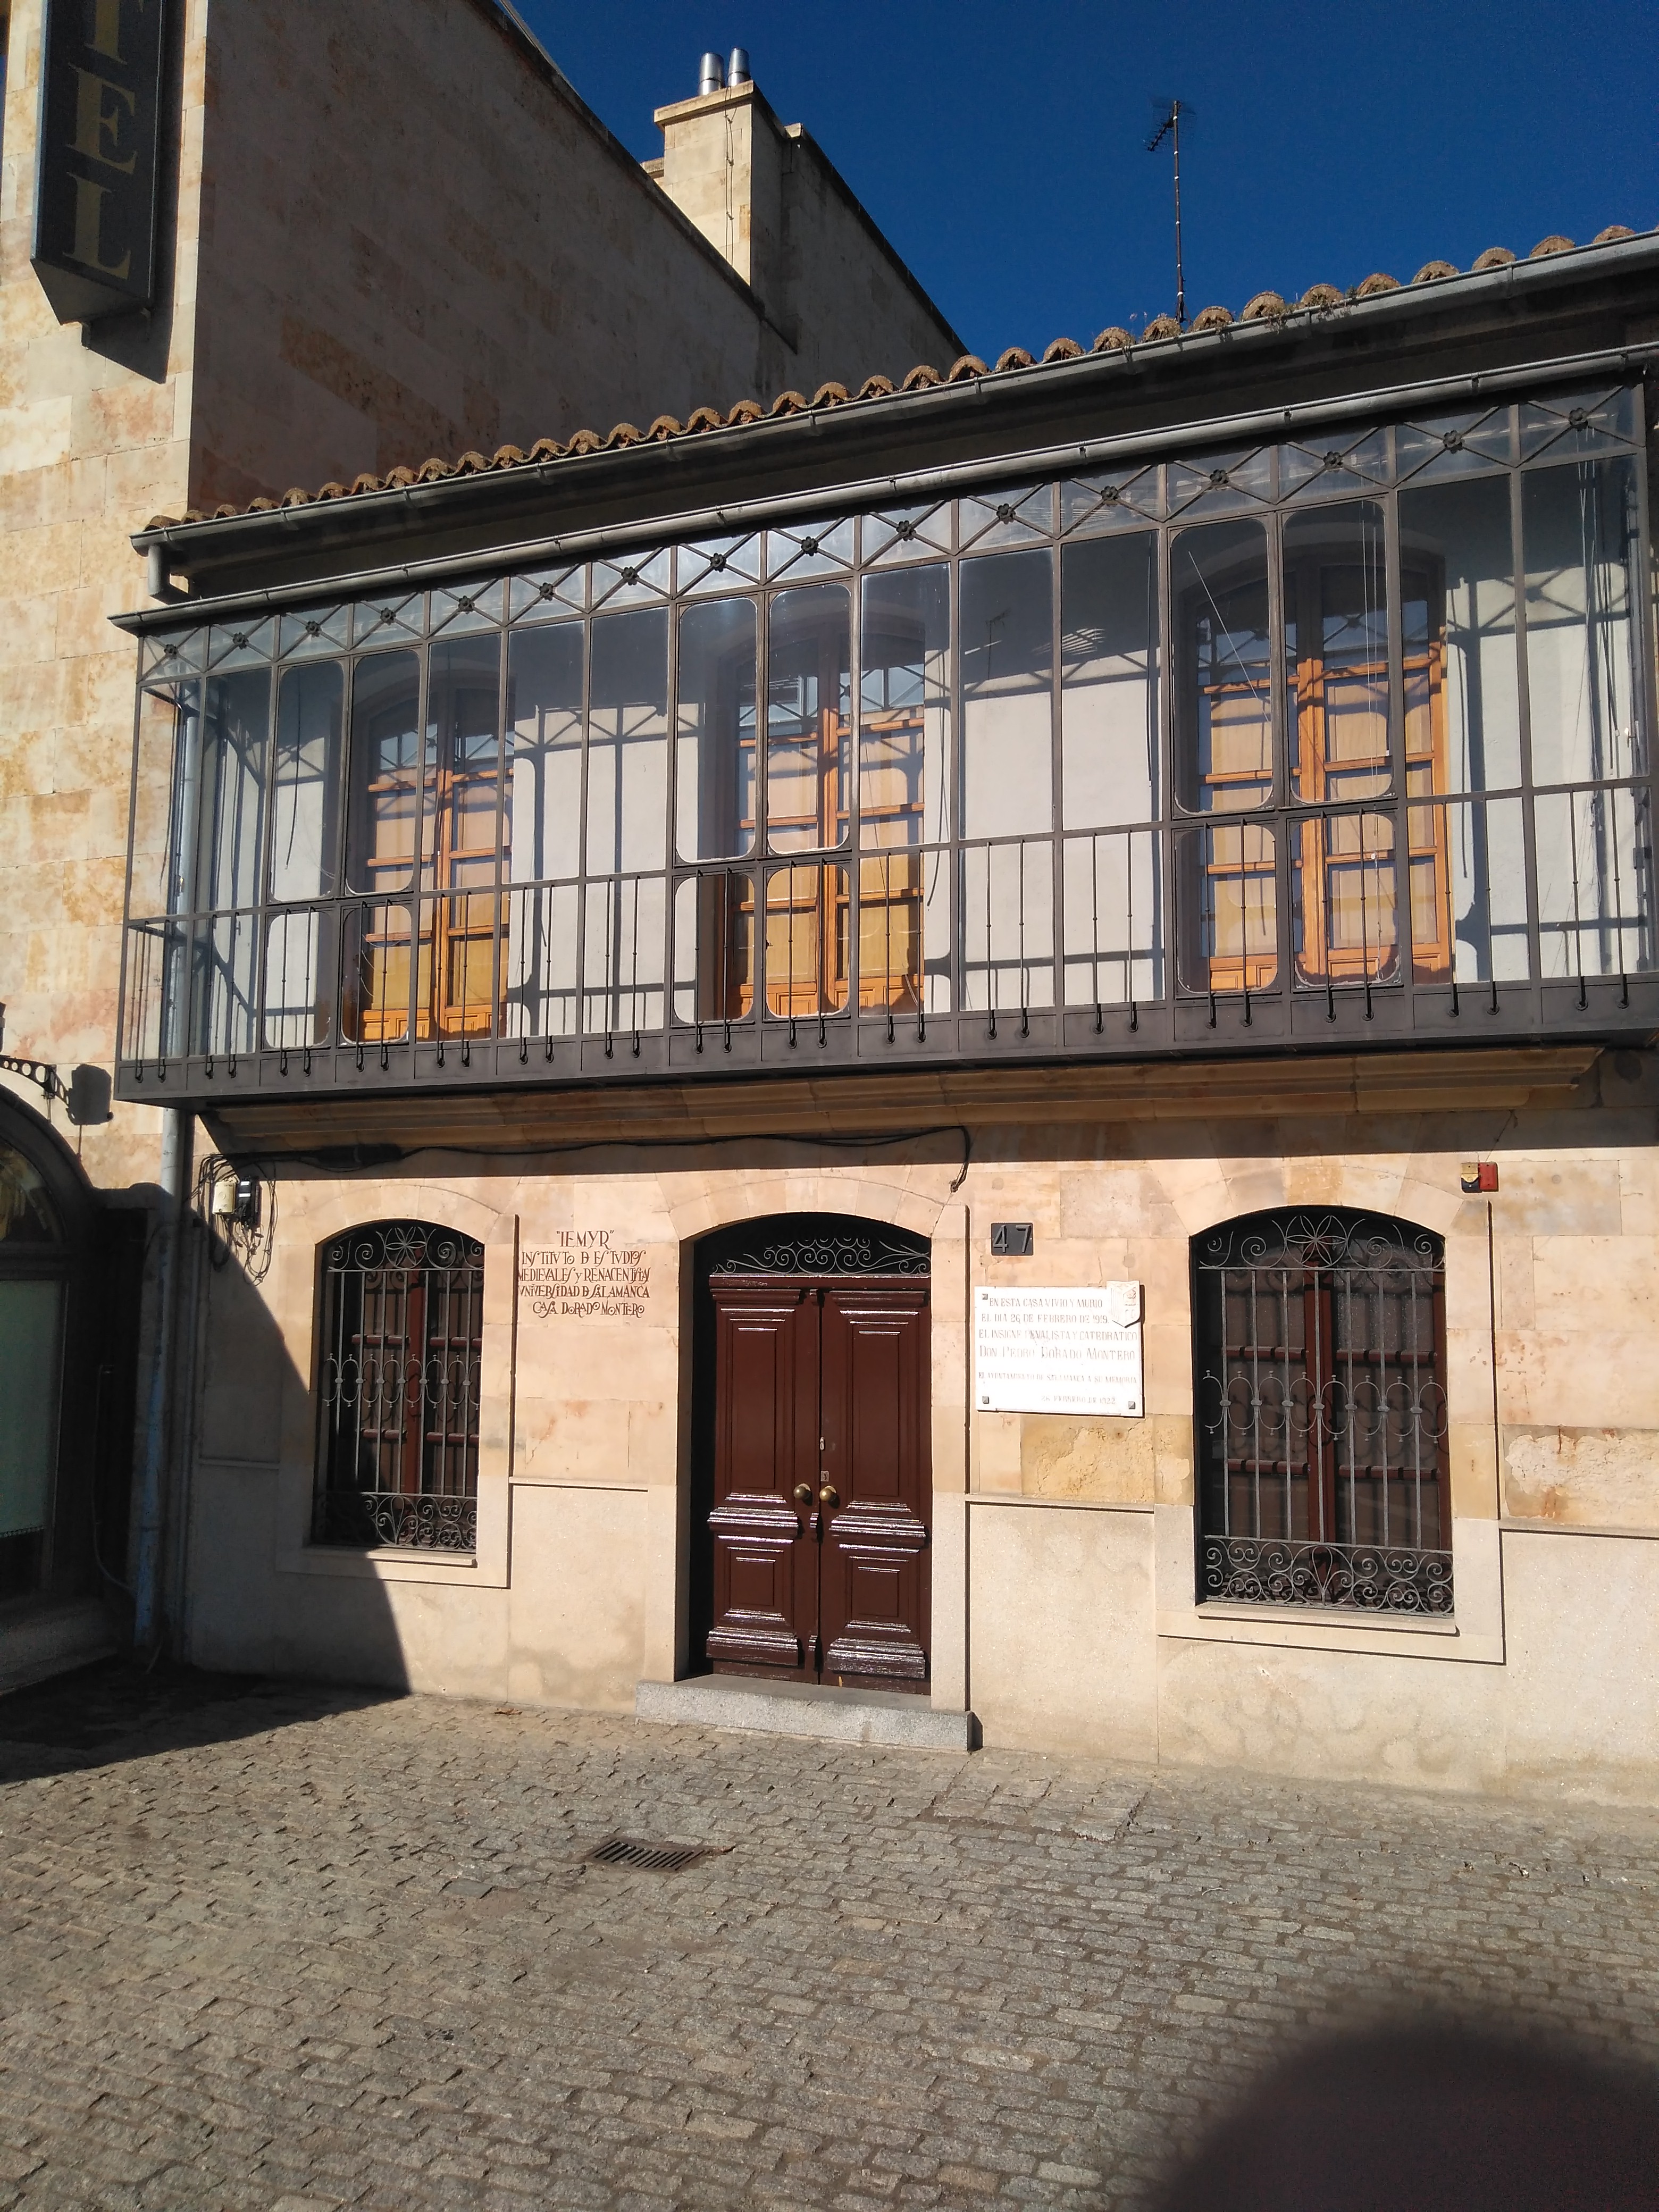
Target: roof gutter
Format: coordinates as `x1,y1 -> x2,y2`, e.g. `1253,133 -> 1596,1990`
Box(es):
113,337 -> 1659,636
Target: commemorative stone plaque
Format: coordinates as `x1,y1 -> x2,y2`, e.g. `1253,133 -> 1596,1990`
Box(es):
973,1283 -> 1143,1417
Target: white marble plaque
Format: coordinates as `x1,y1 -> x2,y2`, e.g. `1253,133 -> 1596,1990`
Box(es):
973,1285 -> 1144,1417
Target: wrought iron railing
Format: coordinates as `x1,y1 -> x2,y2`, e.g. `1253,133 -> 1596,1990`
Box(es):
1199,1534 -> 1454,1614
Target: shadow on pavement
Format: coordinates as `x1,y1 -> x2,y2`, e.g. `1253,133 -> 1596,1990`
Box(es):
0,1656 -> 403,1784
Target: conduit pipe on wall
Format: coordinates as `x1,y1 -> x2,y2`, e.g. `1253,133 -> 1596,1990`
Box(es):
132,1105 -> 192,1654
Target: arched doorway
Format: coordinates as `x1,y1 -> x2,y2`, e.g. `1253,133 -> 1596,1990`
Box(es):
0,1094 -> 141,1619
689,1213 -> 932,1692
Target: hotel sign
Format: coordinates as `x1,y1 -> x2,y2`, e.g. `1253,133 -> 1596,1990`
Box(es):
32,0 -> 169,323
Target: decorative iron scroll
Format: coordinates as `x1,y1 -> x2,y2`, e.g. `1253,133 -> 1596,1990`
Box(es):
313,1490 -> 478,1552
708,1219 -> 929,1278
1194,1209 -> 1439,1277
1201,1535 -> 1453,1615
322,1221 -> 483,1275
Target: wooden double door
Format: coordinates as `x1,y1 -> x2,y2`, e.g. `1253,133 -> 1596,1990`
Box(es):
706,1274 -> 931,1690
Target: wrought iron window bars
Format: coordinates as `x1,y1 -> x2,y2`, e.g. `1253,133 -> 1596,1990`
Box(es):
1193,1208 -> 1452,1614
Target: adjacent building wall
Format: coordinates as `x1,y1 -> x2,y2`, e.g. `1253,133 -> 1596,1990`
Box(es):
178,1068 -> 1659,1806
652,81 -> 963,382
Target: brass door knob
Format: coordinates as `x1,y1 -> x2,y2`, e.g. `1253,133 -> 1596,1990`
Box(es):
818,1484 -> 839,1509
792,1482 -> 814,1505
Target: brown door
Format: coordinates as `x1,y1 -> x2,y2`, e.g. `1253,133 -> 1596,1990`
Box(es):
706,1274 -> 931,1690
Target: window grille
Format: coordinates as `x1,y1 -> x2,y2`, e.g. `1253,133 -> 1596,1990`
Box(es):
1193,1208 -> 1451,1613
314,1220 -> 483,1550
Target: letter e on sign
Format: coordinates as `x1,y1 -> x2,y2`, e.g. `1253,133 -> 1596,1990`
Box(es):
32,0 -> 170,323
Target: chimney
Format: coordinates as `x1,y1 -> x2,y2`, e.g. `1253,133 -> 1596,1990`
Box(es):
653,51 -> 785,310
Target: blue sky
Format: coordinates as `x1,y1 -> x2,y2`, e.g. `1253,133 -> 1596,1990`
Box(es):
519,0 -> 1657,364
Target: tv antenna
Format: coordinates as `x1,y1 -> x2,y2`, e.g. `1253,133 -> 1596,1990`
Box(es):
1146,98 -> 1189,328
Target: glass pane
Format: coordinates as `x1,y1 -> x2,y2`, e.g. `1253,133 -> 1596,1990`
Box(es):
583,874 -> 666,1033
765,517 -> 854,581
508,565 -> 584,623
0,1149 -> 61,1244
195,911 -> 259,1055
1061,533 -> 1159,830
1167,448 -> 1272,516
763,864 -> 849,1017
959,485 -> 1052,551
676,598 -> 757,861
342,901 -> 415,1043
350,595 -> 423,647
135,680 -> 194,919
346,651 -> 422,896
1172,520 -> 1273,815
144,629 -> 205,680
271,662 -> 343,900
190,671 -> 269,912
1061,466 -> 1162,534
1062,829 -> 1164,1006
1409,795 -> 1530,983
1293,810 -> 1398,986
278,608 -> 348,660
502,881 -> 580,1040
863,503 -> 951,567
961,549 -> 1053,839
673,871 -> 756,1022
122,918 -> 189,1062
508,623 -> 583,884
1536,786 -> 1657,979
586,608 -> 668,875
592,549 -> 671,607
766,585 -> 850,853
208,618 -> 276,669
1518,386 -> 1640,460
423,636 -> 502,893
0,1281 -> 62,1539
1279,430 -> 1391,500
678,534 -> 760,596
860,565 -> 949,849
1178,822 -> 1278,991
263,908 -> 337,1046
1284,502 -> 1390,806
1522,459 -> 1642,788
961,838 -> 1054,1011
430,580 -> 505,635
1396,408 -> 1512,479
421,892 -> 500,1039
1398,478 -> 1519,793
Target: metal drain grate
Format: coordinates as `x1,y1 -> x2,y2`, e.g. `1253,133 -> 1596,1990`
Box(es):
583,1835 -> 716,1873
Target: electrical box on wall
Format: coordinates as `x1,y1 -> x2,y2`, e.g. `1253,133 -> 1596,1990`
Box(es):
990,1222 -> 1034,1256
1460,1162 -> 1500,1193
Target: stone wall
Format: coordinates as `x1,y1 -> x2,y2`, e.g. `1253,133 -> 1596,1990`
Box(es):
0,0 -> 206,1192
177,1088 -> 1659,1804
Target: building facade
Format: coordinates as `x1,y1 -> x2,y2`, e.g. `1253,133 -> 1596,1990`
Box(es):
0,0 -> 959,1685
108,229 -> 1659,1802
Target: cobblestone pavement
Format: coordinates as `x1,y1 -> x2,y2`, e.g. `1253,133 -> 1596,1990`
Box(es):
2,1665 -> 1657,2211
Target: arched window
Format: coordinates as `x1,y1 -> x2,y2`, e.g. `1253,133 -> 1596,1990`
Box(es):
314,1221 -> 484,1552
1192,1208 -> 1451,1614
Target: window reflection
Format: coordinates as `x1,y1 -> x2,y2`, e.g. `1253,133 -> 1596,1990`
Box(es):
1061,533 -> 1159,830
766,585 -> 849,853
860,566 -> 949,1012
961,549 -> 1052,839
676,598 -> 757,861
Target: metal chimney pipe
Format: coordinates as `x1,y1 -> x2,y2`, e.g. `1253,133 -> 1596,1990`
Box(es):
727,47 -> 751,86
698,51 -> 723,95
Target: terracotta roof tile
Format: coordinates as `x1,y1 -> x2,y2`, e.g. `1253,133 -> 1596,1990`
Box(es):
155,223 -> 1649,528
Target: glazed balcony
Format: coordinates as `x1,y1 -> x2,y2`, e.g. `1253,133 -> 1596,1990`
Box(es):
116,381 -> 1658,1107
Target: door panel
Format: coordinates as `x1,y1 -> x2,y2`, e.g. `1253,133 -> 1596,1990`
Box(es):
707,1286 -> 818,1673
818,1287 -> 931,1684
